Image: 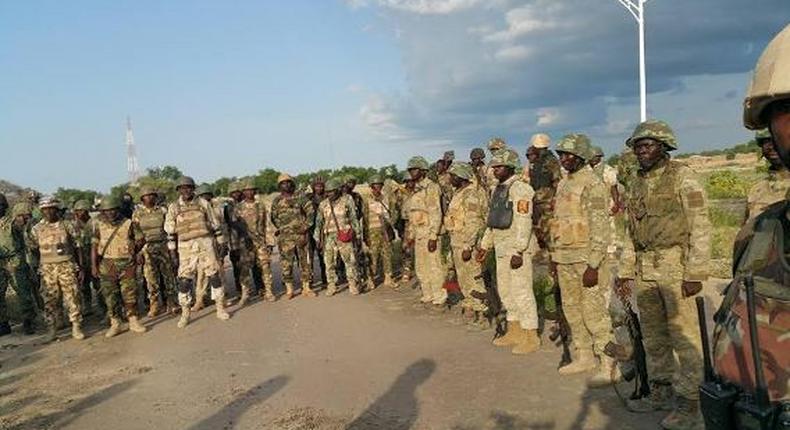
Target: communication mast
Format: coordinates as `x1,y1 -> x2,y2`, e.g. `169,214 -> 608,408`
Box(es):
126,116 -> 140,183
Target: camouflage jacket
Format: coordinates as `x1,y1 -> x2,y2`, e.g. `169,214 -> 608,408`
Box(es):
444,183 -> 488,250
164,196 -> 225,247
270,193 -> 311,245
314,195 -> 362,243
526,150 -> 562,201
0,214 -> 25,259
480,175 -> 535,255
363,191 -> 396,241
746,168 -> 790,222
92,216 -> 144,259
233,199 -> 269,248
408,177 -> 443,241
30,219 -> 81,265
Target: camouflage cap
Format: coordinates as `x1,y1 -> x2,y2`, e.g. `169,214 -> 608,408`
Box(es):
73,199 -> 92,211
489,149 -> 521,169
277,173 -> 294,184
590,145 -> 604,157
368,174 -> 384,185
344,175 -> 357,184
99,197 -> 121,211
442,150 -> 455,161
407,156 -> 430,170
529,133 -> 551,149
625,120 -> 678,150
448,162 -> 473,180
487,137 -> 506,151
11,202 -> 32,217
744,24 -> 790,129
325,177 -> 343,191
175,176 -> 196,189
195,184 -> 212,196
241,179 -> 258,191
227,180 -> 242,194
39,196 -> 61,209
755,128 -> 772,144
556,134 -> 592,160
470,148 -> 485,158
139,186 -> 158,198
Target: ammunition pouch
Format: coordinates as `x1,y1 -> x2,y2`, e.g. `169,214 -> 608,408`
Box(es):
207,273 -> 221,290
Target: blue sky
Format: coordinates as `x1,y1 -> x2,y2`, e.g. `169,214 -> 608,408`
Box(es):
1,1 -> 787,193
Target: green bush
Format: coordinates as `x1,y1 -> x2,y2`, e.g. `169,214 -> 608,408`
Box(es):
705,170 -> 749,199
709,207 -> 741,228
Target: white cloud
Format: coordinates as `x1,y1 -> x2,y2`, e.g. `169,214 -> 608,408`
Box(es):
536,108 -> 560,126
483,4 -> 562,43
494,45 -> 532,62
348,0 -> 483,15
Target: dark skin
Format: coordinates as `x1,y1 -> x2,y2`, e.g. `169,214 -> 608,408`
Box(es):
371,183 -> 383,196
42,206 -> 84,283
0,200 -> 7,218
312,181 -> 325,197
278,180 -> 296,195
230,190 -> 242,203
769,101 -> 790,168
759,139 -> 784,170
526,146 -> 542,165
199,192 -> 213,202
435,159 -> 450,174
141,193 -> 157,208
482,165 -> 523,269
74,209 -> 90,223
405,168 -> 437,252
14,213 -> 31,228
242,188 -> 257,202
178,185 -> 196,202
470,155 -> 485,168
450,174 -> 474,262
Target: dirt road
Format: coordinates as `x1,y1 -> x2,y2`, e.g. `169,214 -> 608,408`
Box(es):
0,278 -> 671,430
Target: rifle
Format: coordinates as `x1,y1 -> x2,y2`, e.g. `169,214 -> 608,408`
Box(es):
548,279 -> 573,369
604,279 -> 650,401
471,268 -> 507,339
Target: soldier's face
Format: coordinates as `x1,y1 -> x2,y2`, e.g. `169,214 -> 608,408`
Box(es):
230,191 -> 242,202
769,101 -> 790,168
632,138 -> 666,171
492,165 -> 513,181
436,160 -> 449,173
179,185 -> 195,200
102,209 -> 118,221
408,168 -> 423,181
200,193 -> 213,202
15,215 -> 30,226
141,194 -> 157,207
371,183 -> 383,195
279,180 -> 295,194
526,147 -> 539,164
313,182 -> 325,195
759,140 -> 783,169
42,207 -> 59,222
449,174 -> 466,188
471,155 -> 484,166
558,152 -> 585,173
74,209 -> 89,221
243,189 -> 256,201
590,155 -> 603,167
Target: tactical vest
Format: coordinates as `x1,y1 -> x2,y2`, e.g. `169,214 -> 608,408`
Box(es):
628,161 -> 689,250
487,182 -> 513,230
367,196 -> 389,230
36,221 -> 75,264
551,171 -> 591,250
136,207 -> 167,243
237,200 -> 263,241
173,200 -> 211,241
530,152 -> 556,191
97,218 -> 134,259
321,198 -> 353,234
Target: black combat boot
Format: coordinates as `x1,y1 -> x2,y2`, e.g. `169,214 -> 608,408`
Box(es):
0,321 -> 11,336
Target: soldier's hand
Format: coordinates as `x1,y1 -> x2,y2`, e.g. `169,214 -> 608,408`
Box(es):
218,243 -> 229,258
91,265 -> 100,279
77,269 -> 85,285
681,281 -> 703,298
510,254 -> 523,270
461,249 -> 472,262
475,249 -> 488,263
549,261 -> 558,279
582,266 -> 598,288
427,239 -> 437,253
136,253 -> 145,266
614,277 -> 633,300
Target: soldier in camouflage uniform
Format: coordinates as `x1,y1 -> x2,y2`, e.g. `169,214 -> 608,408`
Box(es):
30,197 -> 85,341
314,178 -> 362,296
0,196 -> 36,336
194,185 -> 230,310
435,151 -> 457,287
72,199 -> 104,316
131,187 -> 177,317
525,133 -> 562,250
165,177 -> 230,328
271,173 -> 317,298
398,172 -> 416,286
363,175 -> 396,289
226,180 -> 244,294
406,156 -> 447,306
745,128 -> 790,222
232,180 -> 275,302
548,135 -> 616,384
485,137 -> 509,194
617,121 -> 710,429
478,149 -> 540,354
92,197 -> 148,337
343,175 -> 369,288
444,162 -> 488,325
470,148 -> 487,189
305,176 -> 328,287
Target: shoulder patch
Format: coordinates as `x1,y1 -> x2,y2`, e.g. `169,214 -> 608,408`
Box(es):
686,191 -> 705,209
517,200 -> 530,214
590,196 -> 607,210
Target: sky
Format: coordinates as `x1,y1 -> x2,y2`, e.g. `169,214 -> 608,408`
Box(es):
1,1 -> 786,193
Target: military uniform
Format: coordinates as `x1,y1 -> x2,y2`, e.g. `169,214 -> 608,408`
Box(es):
746,130 -> 790,222
234,191 -> 275,301
72,200 -> 102,315
0,201 -> 36,333
131,194 -> 176,316
363,176 -> 396,288
398,173 -> 416,284
314,179 -> 362,296
271,174 -> 316,298
525,134 -> 562,249
485,137 -> 509,194
194,188 -> 231,308
305,185 -> 328,286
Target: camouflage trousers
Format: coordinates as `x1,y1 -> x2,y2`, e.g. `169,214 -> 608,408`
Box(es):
237,242 -> 274,297
440,233 -> 455,282
414,236 -> 446,304
278,236 -> 312,290
99,258 -> 139,319
557,262 -> 613,358
494,247 -> 538,330
40,261 -> 82,326
399,223 -> 414,280
451,244 -> 486,312
176,237 -> 225,307
635,255 -> 703,400
0,255 -> 36,323
142,242 -> 176,306
323,237 -> 358,290
368,230 -> 393,279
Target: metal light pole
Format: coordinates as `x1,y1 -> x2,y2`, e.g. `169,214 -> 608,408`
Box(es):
616,0 -> 648,122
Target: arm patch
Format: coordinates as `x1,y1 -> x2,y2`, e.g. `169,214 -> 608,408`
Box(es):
517,200 -> 530,214
590,197 -> 607,210
686,191 -> 705,209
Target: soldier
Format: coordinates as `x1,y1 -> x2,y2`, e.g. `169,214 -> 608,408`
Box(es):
271,173 -> 317,298
72,199 -> 103,316
0,195 -> 36,336
314,178 -> 362,296
444,162 -> 488,326
547,135 -> 616,383
30,197 -> 85,341
470,147 -> 487,189
14,203 -> 40,289
435,151 -> 457,288
485,137 -> 510,193
226,180 -> 244,294
305,176 -> 328,287
131,187 -> 177,317
92,197 -> 148,337
524,133 -> 562,251
399,172 -> 416,286
233,180 -> 275,302
477,150 -> 540,354
343,175 -> 369,288
165,176 -> 230,328
745,128 -> 790,222
194,185 -> 231,309
363,175 -> 396,289
617,120 -> 710,429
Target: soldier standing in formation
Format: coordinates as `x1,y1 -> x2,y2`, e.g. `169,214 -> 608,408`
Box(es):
305,176 -> 328,287
469,148 -> 488,190
485,138 -> 509,194
30,197 -> 85,341
234,180 -> 275,302
225,180 -> 244,295
314,178 -> 362,296
270,173 -> 317,298
525,133 -> 562,251
0,197 -> 37,336
398,171 -> 416,286
72,199 -> 103,316
92,197 -> 147,337
165,176 -> 230,328
478,149 -> 540,354
745,128 -> 790,222
363,175 -> 396,289
618,121 -> 711,429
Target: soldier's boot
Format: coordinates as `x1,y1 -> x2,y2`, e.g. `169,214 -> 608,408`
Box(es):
105,318 -> 122,338
349,281 -> 360,296
366,277 -> 377,292
285,284 -> 295,300
660,397 -> 703,430
325,284 -> 337,297
177,307 -> 191,329
147,300 -> 160,318
238,292 -> 250,308
22,319 -> 35,335
587,355 -> 621,388
128,316 -> 147,334
558,350 -> 598,375
71,322 -> 85,340
384,274 -> 395,289
627,381 -> 675,413
264,291 -> 276,302
45,323 -> 58,342
190,299 -> 205,313
512,329 -> 541,355
300,284 -> 316,298
0,321 -> 12,337
492,324 -> 522,347
215,300 -> 230,321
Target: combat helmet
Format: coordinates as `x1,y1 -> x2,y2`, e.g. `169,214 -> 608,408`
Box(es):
556,134 -> 592,160
470,148 -> 485,159
755,128 -> 773,145
448,162 -> 473,181
529,133 -> 551,149
744,24 -> 790,129
325,177 -> 342,192
73,200 -> 92,211
175,176 -> 196,189
487,137 -> 507,151
407,156 -> 430,170
99,197 -> 120,211
277,173 -> 294,184
625,120 -> 678,150
368,174 -> 384,185
139,186 -> 158,199
39,197 -> 61,209
11,202 -> 32,217
195,184 -> 212,196
489,149 -> 521,169
590,145 -> 604,158
227,181 -> 242,194
241,179 -> 258,191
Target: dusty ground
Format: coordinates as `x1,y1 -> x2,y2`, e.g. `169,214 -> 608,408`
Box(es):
0,260 -> 720,430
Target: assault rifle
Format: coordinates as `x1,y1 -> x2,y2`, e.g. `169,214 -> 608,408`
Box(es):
604,279 -> 650,400
471,269 -> 507,339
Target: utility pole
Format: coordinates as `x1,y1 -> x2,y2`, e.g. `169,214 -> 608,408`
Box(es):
126,116 -> 140,184
615,0 -> 648,122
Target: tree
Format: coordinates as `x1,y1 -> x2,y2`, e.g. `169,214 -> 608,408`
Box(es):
146,165 -> 184,181
54,188 -> 99,207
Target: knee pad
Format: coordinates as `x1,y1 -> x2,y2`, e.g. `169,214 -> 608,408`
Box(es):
207,273 -> 221,290
177,277 -> 194,294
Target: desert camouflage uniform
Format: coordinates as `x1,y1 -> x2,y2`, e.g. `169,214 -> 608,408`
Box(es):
314,194 -> 362,295
93,216 -> 144,319
234,198 -> 275,300
271,192 -> 314,295
746,169 -> 790,222
363,188 -> 396,285
30,219 -> 83,327
132,205 -> 176,309
408,175 -> 446,304
398,181 -> 415,282
195,197 -> 231,305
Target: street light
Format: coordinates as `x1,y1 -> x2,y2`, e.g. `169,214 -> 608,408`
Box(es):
616,0 -> 648,122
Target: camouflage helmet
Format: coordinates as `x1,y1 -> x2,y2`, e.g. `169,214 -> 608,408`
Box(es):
529,133 -> 551,149
39,196 -> 61,209
11,202 -> 32,217
139,186 -> 158,198
755,128 -> 772,144
241,179 -> 258,191
487,137 -> 507,151
325,177 -> 343,192
556,134 -> 592,160
368,174 -> 384,185
448,162 -> 474,180
98,197 -> 121,211
470,147 -> 485,159
277,173 -> 293,184
407,156 -> 430,170
73,199 -> 92,211
227,180 -> 242,194
442,150 -> 455,162
489,149 -> 521,169
175,176 -> 196,189
344,174 -> 357,184
590,145 -> 604,158
625,120 -> 678,150
744,24 -> 790,129
195,184 -> 212,196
